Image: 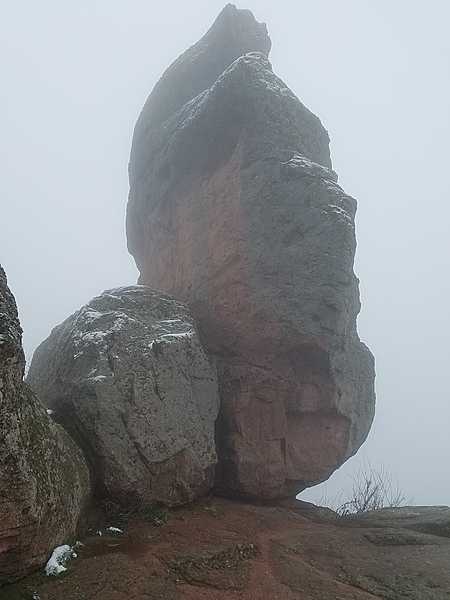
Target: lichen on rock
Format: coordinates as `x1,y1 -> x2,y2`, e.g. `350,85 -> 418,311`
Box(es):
0,265 -> 90,584
27,286 -> 220,507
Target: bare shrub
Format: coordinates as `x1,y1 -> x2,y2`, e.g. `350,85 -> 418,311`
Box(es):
336,464 -> 407,516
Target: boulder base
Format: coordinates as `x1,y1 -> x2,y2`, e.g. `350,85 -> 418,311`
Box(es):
28,286 -> 220,507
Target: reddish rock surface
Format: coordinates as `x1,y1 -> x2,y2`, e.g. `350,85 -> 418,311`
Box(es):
5,498 -> 450,599
0,266 -> 90,584
127,5 -> 375,499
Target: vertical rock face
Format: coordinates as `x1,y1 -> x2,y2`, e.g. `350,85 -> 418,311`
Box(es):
28,286 -> 220,507
0,266 -> 90,584
127,5 -> 376,499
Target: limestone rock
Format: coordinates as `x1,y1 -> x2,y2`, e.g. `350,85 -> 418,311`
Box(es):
126,6 -> 375,499
0,265 -> 90,584
28,286 -> 220,507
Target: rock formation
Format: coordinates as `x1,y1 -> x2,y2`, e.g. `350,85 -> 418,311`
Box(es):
345,505 -> 450,538
28,286 -> 219,507
126,4 -> 376,499
0,266 -> 90,584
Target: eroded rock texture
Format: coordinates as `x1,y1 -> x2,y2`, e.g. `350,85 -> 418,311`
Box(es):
127,5 -> 376,499
0,266 -> 90,584
28,286 -> 219,507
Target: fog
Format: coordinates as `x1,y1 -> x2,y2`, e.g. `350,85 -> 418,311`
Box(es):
2,1 -> 449,506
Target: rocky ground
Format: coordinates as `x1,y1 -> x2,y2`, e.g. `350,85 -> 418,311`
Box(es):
4,498 -> 449,600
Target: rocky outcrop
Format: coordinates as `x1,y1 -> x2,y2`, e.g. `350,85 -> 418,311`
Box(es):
28,286 -> 219,507
0,266 -> 90,584
126,5 -> 375,499
6,498 -> 450,600
345,506 -> 450,538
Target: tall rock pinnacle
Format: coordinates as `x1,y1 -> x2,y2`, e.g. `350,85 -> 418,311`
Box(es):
126,6 -> 375,499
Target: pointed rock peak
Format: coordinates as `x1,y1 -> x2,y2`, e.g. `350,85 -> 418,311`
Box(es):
134,6 -> 271,130
205,4 -> 271,58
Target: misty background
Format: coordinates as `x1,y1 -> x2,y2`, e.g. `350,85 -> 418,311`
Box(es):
1,1 -> 449,506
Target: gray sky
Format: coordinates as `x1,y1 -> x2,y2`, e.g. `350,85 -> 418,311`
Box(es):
1,1 -> 449,506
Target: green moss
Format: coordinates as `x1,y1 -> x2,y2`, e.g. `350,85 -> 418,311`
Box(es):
170,542 -> 258,581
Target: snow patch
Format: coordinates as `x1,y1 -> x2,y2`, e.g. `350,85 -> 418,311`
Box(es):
45,544 -> 77,576
72,307 -> 141,350
260,77 -> 291,96
326,204 -> 353,223
160,331 -> 194,340
80,331 -> 107,344
106,526 -> 124,534
79,309 -> 103,325
159,319 -> 183,324
282,154 -> 338,182
150,330 -> 194,349
87,375 -> 109,383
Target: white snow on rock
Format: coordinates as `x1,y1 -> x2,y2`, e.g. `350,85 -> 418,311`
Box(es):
87,374 -> 109,383
159,319 -> 183,324
149,329 -> 194,350
70,305 -> 140,354
106,526 -> 124,534
327,204 -> 353,223
160,331 -> 194,340
80,309 -> 103,324
45,544 -> 77,576
282,154 -> 338,183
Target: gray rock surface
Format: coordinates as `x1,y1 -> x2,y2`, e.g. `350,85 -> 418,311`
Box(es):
132,3 -> 271,146
0,265 -> 90,584
28,286 -> 220,507
126,7 -> 375,499
346,506 -> 450,538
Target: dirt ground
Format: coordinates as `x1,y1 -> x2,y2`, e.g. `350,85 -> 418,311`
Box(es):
2,498 -> 450,600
